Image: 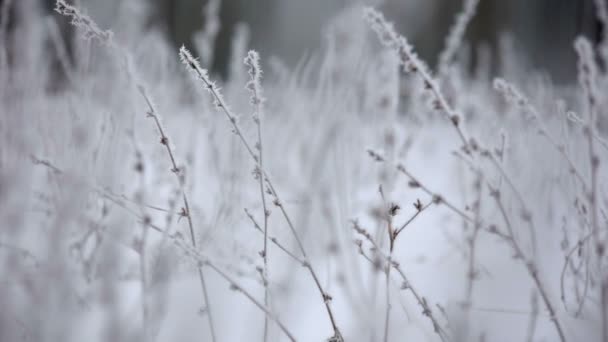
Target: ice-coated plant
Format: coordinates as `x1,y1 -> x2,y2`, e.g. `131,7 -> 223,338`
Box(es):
0,0 -> 607,341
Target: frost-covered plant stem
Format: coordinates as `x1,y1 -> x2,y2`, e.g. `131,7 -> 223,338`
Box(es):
138,87 -> 217,342
488,185 -> 567,342
369,150 -> 473,223
574,36 -> 604,342
245,209 -> 306,266
244,50 -> 271,342
364,7 -> 470,152
195,0 -> 221,67
180,46 -> 343,341
131,146 -> 150,341
352,220 -> 449,342
461,172 -> 483,341
574,38 -> 601,259
156,220 -> 297,342
494,78 -> 589,191
55,0 -> 113,44
437,0 -> 480,77
566,111 -> 608,152
377,187 -> 432,342
377,187 -> 394,342
203,263 -> 297,342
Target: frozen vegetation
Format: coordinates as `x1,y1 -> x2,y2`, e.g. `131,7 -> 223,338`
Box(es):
1,0 -> 608,341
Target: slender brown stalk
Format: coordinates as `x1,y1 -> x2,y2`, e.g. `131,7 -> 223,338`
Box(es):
575,38 -> 603,342
352,220 -> 449,342
204,263 -> 297,342
245,209 -> 305,266
489,186 -> 567,342
560,232 -> 593,314
128,137 -> 151,341
364,7 -> 470,151
138,87 -> 217,342
493,78 -> 589,192
460,172 -> 483,341
367,149 -> 473,223
244,50 -> 271,342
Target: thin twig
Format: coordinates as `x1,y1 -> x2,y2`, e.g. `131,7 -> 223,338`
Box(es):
364,7 -> 470,151
367,149 -> 473,223
488,186 -> 567,342
245,209 -> 306,266
138,86 -> 217,342
352,220 -> 450,342
244,50 -> 271,342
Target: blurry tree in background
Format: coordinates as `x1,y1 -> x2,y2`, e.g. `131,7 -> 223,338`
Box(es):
0,0 -> 605,81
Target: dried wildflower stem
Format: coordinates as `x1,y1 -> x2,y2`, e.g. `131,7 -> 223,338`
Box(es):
138,220 -> 149,340
129,137 -> 151,340
138,87 -> 217,342
392,265 -> 449,342
196,0 -> 221,67
460,173 -> 483,341
165,227 -> 295,342
378,188 -> 394,342
156,225 -> 296,342
136,177 -> 150,340
574,37 -> 604,342
465,184 -> 482,308
525,292 -> 540,342
573,254 -> 591,317
574,38 -> 601,256
437,0 -> 480,76
494,78 -> 589,191
180,47 -> 342,339
566,111 -> 608,152
560,232 -> 593,313
394,201 -> 433,238
380,190 -> 432,342
488,186 -> 567,342
244,50 -> 271,342
355,240 -> 420,326
368,150 -> 473,223
202,262 -> 297,342
399,166 -> 472,222
155,226 -> 297,342
483,152 -> 538,254
54,0 -> 113,44
352,221 -> 449,342
364,7 -> 469,151
245,209 -> 306,266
